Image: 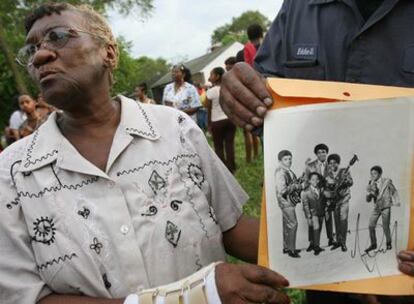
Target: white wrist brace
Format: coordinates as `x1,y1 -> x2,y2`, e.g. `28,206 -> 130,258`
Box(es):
123,262 -> 222,304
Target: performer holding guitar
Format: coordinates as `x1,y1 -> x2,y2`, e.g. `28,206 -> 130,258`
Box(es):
324,154 -> 358,252
274,150 -> 303,258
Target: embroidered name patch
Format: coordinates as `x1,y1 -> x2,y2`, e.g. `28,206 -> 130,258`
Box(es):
294,44 -> 317,60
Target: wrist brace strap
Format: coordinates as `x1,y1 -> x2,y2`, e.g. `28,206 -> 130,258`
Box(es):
137,261 -> 221,304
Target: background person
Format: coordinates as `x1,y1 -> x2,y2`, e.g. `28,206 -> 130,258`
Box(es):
4,96 -> 27,144
224,56 -> 236,72
134,82 -> 155,104
243,23 -> 263,67
194,81 -> 208,132
18,94 -> 46,138
36,93 -> 57,118
206,67 -> 236,173
162,64 -> 201,121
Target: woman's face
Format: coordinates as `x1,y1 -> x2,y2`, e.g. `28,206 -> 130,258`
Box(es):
171,67 -> 184,82
18,95 -> 37,114
209,72 -> 218,84
25,11 -> 114,111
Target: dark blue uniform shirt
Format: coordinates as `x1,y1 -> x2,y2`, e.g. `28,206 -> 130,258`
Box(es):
254,0 -> 414,87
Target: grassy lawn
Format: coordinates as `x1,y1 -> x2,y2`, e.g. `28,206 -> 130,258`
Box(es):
210,128 -> 306,304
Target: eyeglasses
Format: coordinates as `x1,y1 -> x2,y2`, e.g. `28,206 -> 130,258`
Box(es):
16,27 -> 105,67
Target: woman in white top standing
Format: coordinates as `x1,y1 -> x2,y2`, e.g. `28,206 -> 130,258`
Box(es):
206,67 -> 237,173
162,64 -> 201,121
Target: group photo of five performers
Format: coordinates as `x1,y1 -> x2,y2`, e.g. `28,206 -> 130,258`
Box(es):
274,144 -> 400,259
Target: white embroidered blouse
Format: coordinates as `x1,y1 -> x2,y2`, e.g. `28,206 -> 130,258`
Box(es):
0,96 -> 247,303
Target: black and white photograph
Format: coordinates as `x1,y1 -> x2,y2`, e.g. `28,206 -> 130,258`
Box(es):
264,98 -> 414,287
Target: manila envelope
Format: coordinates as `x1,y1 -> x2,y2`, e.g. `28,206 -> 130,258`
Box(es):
258,78 -> 414,295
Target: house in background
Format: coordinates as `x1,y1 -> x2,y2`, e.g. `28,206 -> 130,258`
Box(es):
151,41 -> 243,102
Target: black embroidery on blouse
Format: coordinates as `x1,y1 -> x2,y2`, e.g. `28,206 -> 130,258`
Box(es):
125,102 -> 157,139
18,176 -> 99,199
170,200 -> 182,211
6,196 -> 20,210
116,153 -> 198,177
22,171 -> 32,177
90,237 -> 103,255
148,170 -> 166,194
37,253 -> 77,271
10,160 -> 21,188
208,206 -> 218,225
187,164 -> 205,189
102,273 -> 112,289
165,220 -> 181,248
141,205 -> 158,217
77,207 -> 90,219
24,130 -> 58,168
178,115 -> 186,124
50,163 -> 62,187
32,216 -> 56,245
180,163 -> 209,238
6,161 -> 22,209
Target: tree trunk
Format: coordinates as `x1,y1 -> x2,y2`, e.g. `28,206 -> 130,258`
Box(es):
0,18 -> 28,95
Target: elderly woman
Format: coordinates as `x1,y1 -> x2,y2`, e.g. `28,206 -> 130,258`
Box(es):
0,3 -> 289,304
162,65 -> 201,121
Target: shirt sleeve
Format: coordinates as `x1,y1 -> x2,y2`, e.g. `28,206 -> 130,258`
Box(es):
189,85 -> 201,108
206,87 -> 218,101
243,42 -> 257,66
206,88 -> 213,100
254,0 -> 289,76
275,169 -> 288,197
182,116 -> 248,232
9,111 -> 24,130
0,161 -> 52,303
301,191 -> 311,218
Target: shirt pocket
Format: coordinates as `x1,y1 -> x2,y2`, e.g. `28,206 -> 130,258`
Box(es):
402,45 -> 414,74
284,44 -> 325,80
283,59 -> 325,80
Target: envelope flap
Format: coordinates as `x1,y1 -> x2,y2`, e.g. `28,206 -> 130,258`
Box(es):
267,78 -> 414,100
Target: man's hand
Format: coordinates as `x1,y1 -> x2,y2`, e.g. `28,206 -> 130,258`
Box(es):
215,263 -> 290,304
398,250 -> 414,276
220,62 -> 273,131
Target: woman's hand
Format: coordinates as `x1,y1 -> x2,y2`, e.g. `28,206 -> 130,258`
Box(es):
215,263 -> 290,304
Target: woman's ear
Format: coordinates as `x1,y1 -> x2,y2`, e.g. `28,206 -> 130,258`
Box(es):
103,43 -> 118,69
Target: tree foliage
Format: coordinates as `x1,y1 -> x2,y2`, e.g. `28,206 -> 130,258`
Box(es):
0,0 -> 154,129
211,11 -> 271,46
113,37 -> 170,97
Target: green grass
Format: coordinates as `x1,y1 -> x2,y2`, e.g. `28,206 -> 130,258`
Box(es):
209,129 -> 306,304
